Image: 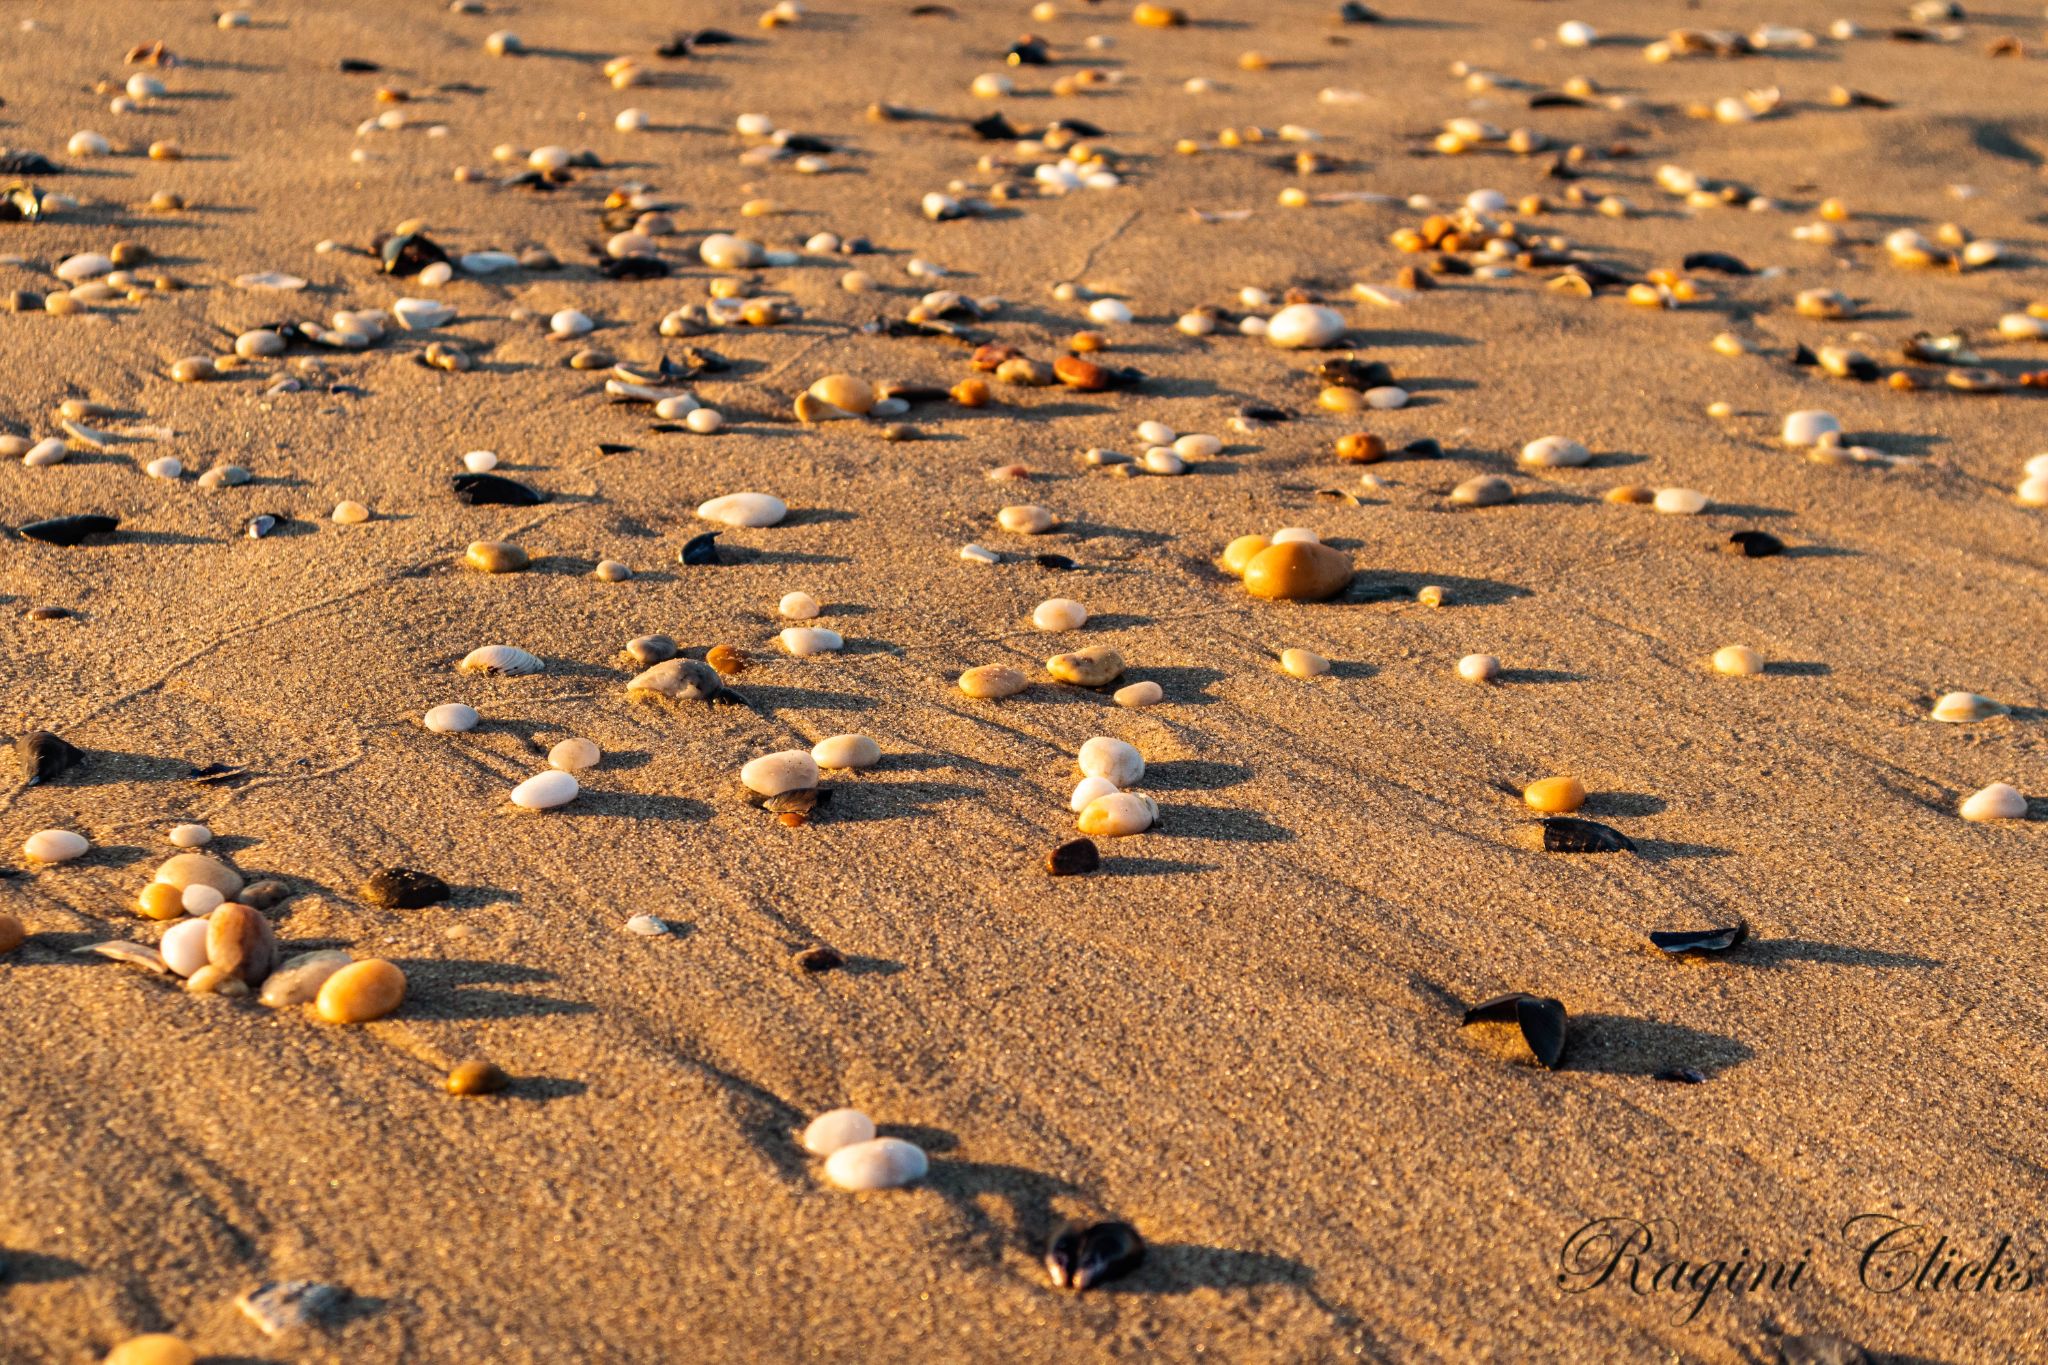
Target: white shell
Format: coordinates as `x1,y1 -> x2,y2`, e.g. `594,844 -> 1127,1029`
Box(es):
1070,775 -> 1121,812
1519,436 -> 1591,468
23,828 -> 88,863
463,450 -> 498,472
811,735 -> 880,770
161,917 -> 213,977
779,591 -> 821,619
549,738 -> 601,771
511,770 -> 580,810
741,750 -> 819,797
424,703 -> 480,732
624,914 -> 671,936
697,492 -> 787,528
1032,598 -> 1087,631
801,1108 -> 877,1156
392,297 -> 455,331
699,233 -> 764,270
1264,303 -> 1346,349
459,645 -> 543,676
1781,410 -> 1842,447
1078,737 -> 1144,787
1930,691 -> 2008,724
780,626 -> 843,656
167,823 -> 213,849
1960,783 -> 2027,822
823,1137 -> 928,1190
1077,792 -> 1157,836
1458,653 -> 1501,682
1653,488 -> 1710,515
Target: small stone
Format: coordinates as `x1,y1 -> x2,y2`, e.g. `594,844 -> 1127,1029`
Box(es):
1960,783 -> 2027,822
699,233 -> 764,270
207,902 -> 276,985
23,828 -> 88,863
160,918 -> 212,977
1519,436 -> 1591,468
1078,792 -> 1157,837
102,1336 -> 197,1365
998,504 -> 1058,534
424,703 -> 480,733
1220,535 -> 1270,577
241,879 -> 291,912
1032,598 -> 1088,631
169,356 -> 218,384
595,560 -> 632,581
1047,838 -> 1101,876
155,852 -> 242,898
1114,681 -> 1163,707
1523,776 -> 1586,813
812,735 -> 880,769
743,750 -> 819,797
1079,737 -> 1144,786
260,950 -> 352,1007
316,958 -> 407,1023
465,540 -> 530,573
706,645 -> 747,677
1653,488 -> 1709,516
1048,646 -> 1125,687
137,883 -> 186,920
809,374 -> 876,414
1264,304 -> 1347,349
459,645 -> 543,676
1781,410 -> 1842,447
698,492 -> 787,527
446,1060 -> 511,1095
1930,691 -> 2007,723
1451,476 -> 1513,507
802,1108 -> 877,1156
959,665 -> 1029,699
363,867 -> 450,909
0,912 -> 24,954
1280,648 -> 1330,678
511,770 -> 580,810
550,738 -> 601,772
332,500 -> 371,524
625,914 -> 671,936
792,944 -> 843,972
1712,645 -> 1764,676
1071,776 -> 1120,812
628,658 -> 722,702
823,1136 -> 928,1190
779,591 -> 821,620
780,626 -> 843,656
183,885 -> 225,916
1242,542 -> 1353,601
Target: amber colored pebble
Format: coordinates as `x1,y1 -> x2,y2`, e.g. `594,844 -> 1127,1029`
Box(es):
137,882 -> 187,920
446,1059 -> 511,1096
706,644 -> 748,676
1220,534 -> 1270,577
316,958 -> 407,1023
1335,432 -> 1386,463
1242,542 -> 1353,602
0,912 -> 24,954
1523,776 -> 1587,814
103,1336 -> 197,1365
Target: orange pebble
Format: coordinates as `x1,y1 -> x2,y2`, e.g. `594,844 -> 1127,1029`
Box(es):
1523,777 -> 1587,814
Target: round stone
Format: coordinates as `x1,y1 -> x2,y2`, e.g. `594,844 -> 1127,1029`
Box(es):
823,1136 -> 928,1190
1242,543 -> 1353,601
1220,535 -> 1270,577
332,501 -> 371,524
155,853 -> 242,898
998,504 -> 1058,534
780,627 -> 843,656
446,1060 -> 511,1096
1048,646 -> 1124,687
1114,681 -> 1163,707
595,560 -> 632,581
808,374 -> 876,414
182,885 -> 224,915
1264,303 -> 1347,349
316,959 -> 407,1023
1032,598 -> 1088,631
466,540 -> 529,573
1281,648 -> 1330,678
549,309 -> 593,337
424,703 -> 480,733
137,883 -> 186,920
1520,436 -> 1591,468
1782,410 -> 1842,447
1070,775 -> 1121,812
0,912 -> 23,955
812,734 -> 880,769
779,591 -> 821,619
103,1336 -> 198,1365
1523,776 -> 1586,813
170,357 -> 217,384
1712,645 -> 1764,676
699,233 -> 763,269
697,492 -> 787,527
23,828 -> 88,863
1960,783 -> 2027,822
1653,488 -> 1710,515
1077,792 -> 1158,837
802,1108 -> 877,1156
549,738 -> 601,771
161,917 -> 212,977
511,770 -> 580,810
1078,737 -> 1144,786
1451,476 -> 1513,507
742,750 -> 819,797
685,408 -> 724,434
959,665 -> 1028,699
1174,434 -> 1223,459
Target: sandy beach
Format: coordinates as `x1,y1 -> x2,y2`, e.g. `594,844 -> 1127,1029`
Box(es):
3,1 -> 2047,1361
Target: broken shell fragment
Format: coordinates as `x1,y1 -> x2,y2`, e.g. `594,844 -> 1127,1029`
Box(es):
1959,783 -> 2026,822
1461,992 -> 1568,1069
1930,691 -> 2007,723
1047,1221 -> 1147,1291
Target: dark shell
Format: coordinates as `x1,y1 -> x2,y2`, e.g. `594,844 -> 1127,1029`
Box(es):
1035,553 -> 1077,571
761,787 -> 827,817
0,152 -> 58,175
378,230 -> 449,276
1462,992 -> 1568,1069
16,730 -> 82,786
1046,838 -> 1100,877
792,944 -> 844,973
1649,922 -> 1749,956
188,762 -> 246,784
1046,1221 -> 1146,1291
600,255 -> 669,280
595,442 -> 634,454
1541,817 -> 1634,854
1399,437 -> 1443,459
1723,529 -> 1784,558
338,58 -> 381,72
361,866 -> 450,909
970,115 -> 1021,144
680,531 -> 722,566
19,514 -> 118,546
1006,38 -> 1050,66
241,878 -> 293,911
1315,357 -> 1394,390
452,473 -> 544,506
1791,343 -> 1818,367
1528,92 -> 1592,109
1338,2 -> 1381,22
1654,1067 -> 1709,1085
1681,251 -> 1752,276
2,182 -> 49,222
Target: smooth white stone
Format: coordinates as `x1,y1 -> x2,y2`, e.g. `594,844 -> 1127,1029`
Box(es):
803,1109 -> 878,1157
1070,775 -> 1121,812
511,770 -> 580,810
24,438 -> 67,467
824,1136 -> 928,1190
23,828 -> 88,863
742,750 -> 819,797
685,408 -> 724,434
811,735 -> 880,769
424,703 -> 480,733
958,543 -> 999,564
1653,488 -> 1710,515
146,457 -> 183,480
624,914 -> 671,936
779,592 -> 820,619
735,113 -> 776,137
161,916 -> 213,977
1086,298 -> 1133,325
1782,410 -> 1842,447
1136,420 -> 1175,445
56,252 -> 114,283
1365,385 -> 1409,410
393,298 -> 455,331
459,645 -> 543,676
700,233 -> 763,270
418,261 -> 454,287
1173,434 -> 1222,459
1077,792 -> 1157,836
1281,648 -> 1330,678
1114,681 -> 1163,708
1032,598 -> 1087,631
549,309 -> 593,337
1078,737 -> 1144,787
1960,783 -> 2027,822
1557,20 -> 1597,46
182,885 -> 224,915
1264,303 -> 1347,349
2025,453 -> 2048,479
2017,476 -> 2048,508
167,823 -> 213,849
1271,527 -> 1320,545
697,492 -> 787,528
67,131 -> 111,157
462,450 -> 498,473
654,395 -> 701,420
459,251 -> 519,274
1519,436 -> 1591,468
1458,653 -> 1501,682
780,627 -> 843,656
1142,449 -> 1185,475
549,738 -> 601,772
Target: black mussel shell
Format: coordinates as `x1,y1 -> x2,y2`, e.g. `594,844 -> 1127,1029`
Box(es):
16,730 -> 82,786
1655,1067 -> 1709,1085
1035,553 -> 1077,571
1791,343 -> 1819,367
338,58 -> 381,72
909,4 -> 958,15
1316,357 -> 1394,390
792,944 -> 844,973
970,113 -> 1021,141
188,762 -> 245,784
19,514 -> 118,546
1681,251 -> 1752,275
1528,92 -> 1591,109
600,255 -> 669,280
361,866 -> 450,910
1046,1221 -> 1146,1291
685,27 -> 736,45
1723,529 -> 1784,558
378,230 -> 449,276
780,134 -> 833,155
1542,818 -> 1634,854
0,152 -> 58,175
1649,922 -> 1749,955
680,531 -> 722,566
1046,838 -> 1100,877
1338,2 -> 1381,22
1462,992 -> 1569,1069
595,442 -> 634,455
451,473 -> 543,506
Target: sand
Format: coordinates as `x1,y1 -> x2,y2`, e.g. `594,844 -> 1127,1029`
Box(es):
3,1 -> 2047,1360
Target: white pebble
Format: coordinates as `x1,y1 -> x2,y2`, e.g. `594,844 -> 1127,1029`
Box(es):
1960,783 -> 2027,822
24,438 -> 67,468
167,823 -> 213,849
1070,775 -> 1121,812
735,113 -> 775,137
812,735 -> 880,770
511,770 -> 580,810
779,591 -> 821,619
615,108 -> 651,133
1114,681 -> 1163,708
1712,645 -> 1764,677
1653,488 -> 1710,515
424,703 -> 480,732
1078,737 -> 1144,787
624,914 -> 671,936
742,750 -> 819,797
56,252 -> 114,283
1086,298 -> 1133,325
1782,410 -> 1842,447
1365,386 -> 1409,410
699,233 -> 763,270
67,131 -> 111,157
1557,20 -> 1597,47
182,885 -> 225,916
780,626 -> 843,656
549,309 -> 594,338
1032,598 -> 1087,631
958,543 -> 1000,564
1271,527 -> 1320,545
685,408 -> 724,434
802,1108 -> 878,1156
1136,420 -> 1175,445
698,492 -> 787,527
1264,303 -> 1347,349
654,395 -> 701,420
1519,436 -> 1591,468
146,457 -> 183,480
549,738 -> 601,772
823,1136 -> 928,1190
1173,434 -> 1222,459
161,917 -> 212,977
462,450 -> 498,473
1458,653 -> 1501,683
23,828 -> 88,863
1281,648 -> 1330,678
1077,792 -> 1157,837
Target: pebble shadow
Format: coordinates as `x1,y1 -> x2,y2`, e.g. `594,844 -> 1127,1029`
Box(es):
1564,1015 -> 1754,1078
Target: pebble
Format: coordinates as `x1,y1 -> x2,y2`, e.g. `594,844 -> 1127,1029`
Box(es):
1070,776 -> 1121,812
549,738 -> 601,772
1524,776 -> 1586,813
698,492 -> 787,527
624,914 -> 672,937
316,959 -> 407,1023
550,309 -> 594,338
1960,783 -> 2027,822
1459,653 -> 1501,683
23,828 -> 89,863
424,702 -> 480,733
260,950 -> 353,1007
1242,542 -> 1352,601
155,852 -> 242,898
1451,476 -> 1514,507
0,913 -> 23,955
1653,488 -> 1709,516
781,626 -> 844,656
460,645 -> 543,676
137,883 -> 186,921
1520,436 -> 1590,468
102,1337 -> 197,1365
1048,646 -> 1125,686
333,501 -> 371,524
812,734 -> 880,769
1264,303 -> 1346,349
462,450 -> 498,473
802,1108 -> 877,1156
24,438 -> 67,468
625,636 -> 677,666
1047,837 -> 1102,876
1032,598 -> 1088,631
161,917 -> 212,977
1114,681 -> 1163,707
1782,410 -> 1842,447
1712,645 -> 1764,676
595,560 -> 632,582
959,665 -> 1028,699
742,750 -> 819,796
700,233 -> 763,270
446,1060 -> 511,1096
1930,691 -> 2007,723
511,770 -> 580,810
779,591 -> 822,620
628,659 -> 722,702
362,866 -> 449,909
823,1137 -> 929,1190
999,504 -> 1058,534
466,540 -> 530,573
1078,792 -> 1158,837
183,885 -> 225,916
1280,648 -> 1330,678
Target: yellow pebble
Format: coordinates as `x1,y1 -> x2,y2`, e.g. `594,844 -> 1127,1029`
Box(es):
136,882 -> 186,921
1523,776 -> 1586,814
104,1337 -> 197,1365
1280,648 -> 1329,678
316,958 -> 407,1023
1220,534 -> 1269,576
446,1059 -> 511,1095
1712,645 -> 1764,677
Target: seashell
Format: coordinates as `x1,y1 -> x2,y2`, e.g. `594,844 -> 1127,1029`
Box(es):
161,917 -> 213,977
236,1281 -> 348,1338
17,729 -> 82,785
511,770 -> 579,810
1078,737 -> 1143,786
823,1136 -> 928,1190
452,472 -> 543,506
20,514 -> 118,545
780,626 -> 843,656
362,866 -> 449,909
1264,303 -> 1347,349
1280,648 -> 1330,678
423,703 -> 479,733
812,735 -> 880,769
459,645 -> 543,676
392,297 -> 455,330
1780,410 -> 1841,447
1242,542 -> 1352,601
155,852 -> 242,898
81,940 -> 170,973
1523,776 -> 1585,813
1078,791 -> 1157,837
1519,436 -> 1591,468
742,750 -> 819,797
1450,476 -> 1512,507
1712,645 -> 1763,676
1048,646 -> 1125,687
1047,1221 -> 1146,1291
23,828 -> 89,863
699,233 -> 763,270
627,659 -> 722,703
624,914 -> 671,936
235,272 -> 307,291
1930,691 -> 2007,723
1649,922 -> 1749,955
1541,817 -> 1634,853
1652,488 -> 1709,516
697,492 -> 787,527
801,1108 -> 877,1156
1960,783 -> 2027,822
1461,992 -> 1567,1068
316,959 -> 406,1023
959,665 -> 1028,699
